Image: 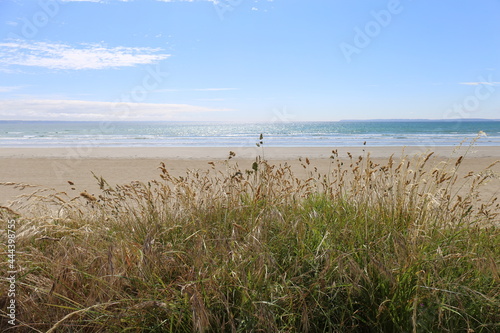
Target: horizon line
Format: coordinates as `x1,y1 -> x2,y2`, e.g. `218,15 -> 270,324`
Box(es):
1,118 -> 500,123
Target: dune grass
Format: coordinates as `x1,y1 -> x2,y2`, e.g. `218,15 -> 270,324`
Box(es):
1,145 -> 499,332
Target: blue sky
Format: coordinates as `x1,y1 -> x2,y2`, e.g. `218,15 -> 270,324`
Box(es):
0,0 -> 499,121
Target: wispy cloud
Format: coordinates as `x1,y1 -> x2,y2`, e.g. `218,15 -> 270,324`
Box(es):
193,88 -> 238,91
0,86 -> 23,93
156,88 -> 238,92
0,41 -> 170,71
459,81 -> 500,86
60,0 -> 105,2
155,0 -> 218,3
0,99 -> 231,121
59,0 -> 120,2
61,0 -> 218,2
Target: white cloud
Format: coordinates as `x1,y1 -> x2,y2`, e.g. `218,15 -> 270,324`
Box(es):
155,88 -> 238,92
0,41 -> 170,70
0,99 -> 231,121
0,86 -> 23,93
61,0 -> 217,2
459,82 -> 500,86
193,88 -> 238,91
156,0 -> 217,2
59,0 -> 110,2
60,0 -> 104,2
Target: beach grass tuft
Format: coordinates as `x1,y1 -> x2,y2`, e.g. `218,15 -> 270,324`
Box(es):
1,145 -> 499,332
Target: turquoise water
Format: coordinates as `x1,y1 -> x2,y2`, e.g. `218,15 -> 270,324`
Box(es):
1,120 -> 500,147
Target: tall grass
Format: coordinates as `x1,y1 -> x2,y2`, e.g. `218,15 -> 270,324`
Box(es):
1,145 -> 499,332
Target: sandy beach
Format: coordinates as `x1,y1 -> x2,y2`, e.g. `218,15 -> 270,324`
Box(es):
1,146 -> 499,206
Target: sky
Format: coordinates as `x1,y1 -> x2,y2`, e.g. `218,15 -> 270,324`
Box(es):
0,0 -> 499,122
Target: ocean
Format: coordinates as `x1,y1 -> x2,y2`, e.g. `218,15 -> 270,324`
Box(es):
1,120 -> 500,148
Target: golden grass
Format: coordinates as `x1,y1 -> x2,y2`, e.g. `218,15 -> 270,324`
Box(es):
1,143 -> 499,332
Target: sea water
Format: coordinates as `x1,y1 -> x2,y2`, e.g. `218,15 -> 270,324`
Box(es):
1,120 -> 499,148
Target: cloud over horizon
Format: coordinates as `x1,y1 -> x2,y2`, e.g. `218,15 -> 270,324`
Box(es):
0,41 -> 170,71
0,99 -> 231,121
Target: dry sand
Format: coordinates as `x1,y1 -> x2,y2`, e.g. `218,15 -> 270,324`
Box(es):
1,146 -> 499,206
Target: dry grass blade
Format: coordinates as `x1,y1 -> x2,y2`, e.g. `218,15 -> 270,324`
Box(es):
45,302 -> 119,333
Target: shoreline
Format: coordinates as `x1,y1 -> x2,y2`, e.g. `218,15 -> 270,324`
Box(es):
2,145 -> 500,159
